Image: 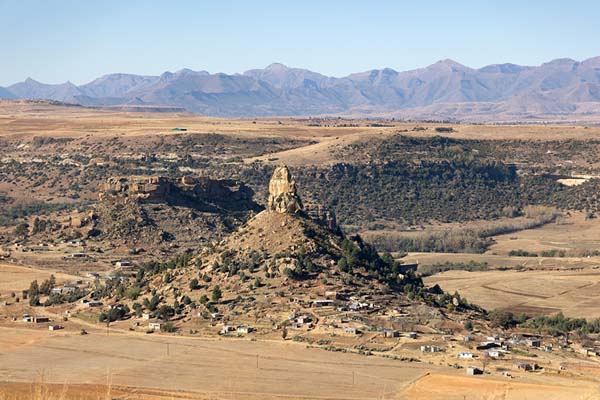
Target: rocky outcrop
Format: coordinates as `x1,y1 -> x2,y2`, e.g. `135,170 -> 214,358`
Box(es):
304,203 -> 339,233
99,175 -> 257,211
267,166 -> 303,214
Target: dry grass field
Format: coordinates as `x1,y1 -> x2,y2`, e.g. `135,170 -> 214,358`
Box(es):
488,212 -> 600,256
0,326 -> 595,400
3,101 -> 600,169
424,268 -> 600,318
418,212 -> 600,317
0,263 -> 81,297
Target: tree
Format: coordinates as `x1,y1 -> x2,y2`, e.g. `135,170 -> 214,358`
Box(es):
28,280 -> 40,297
161,322 -> 177,332
282,327 -> 288,340
39,275 -> 56,295
189,278 -> 199,290
199,294 -> 209,305
156,304 -> 175,321
464,320 -> 474,331
29,295 -> 40,307
211,285 -> 222,303
14,223 -> 29,239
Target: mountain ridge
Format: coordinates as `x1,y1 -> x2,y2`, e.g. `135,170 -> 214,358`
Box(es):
3,57 -> 600,121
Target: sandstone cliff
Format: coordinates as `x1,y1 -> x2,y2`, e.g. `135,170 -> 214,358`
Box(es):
267,166 -> 303,214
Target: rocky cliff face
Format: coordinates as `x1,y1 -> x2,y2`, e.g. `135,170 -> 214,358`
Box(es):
100,175 -> 258,212
267,166 -> 303,214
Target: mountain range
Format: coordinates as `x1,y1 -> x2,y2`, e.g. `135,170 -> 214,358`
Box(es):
3,57 -> 600,121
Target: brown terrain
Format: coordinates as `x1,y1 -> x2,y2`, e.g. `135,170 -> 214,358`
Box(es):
3,101 -> 600,399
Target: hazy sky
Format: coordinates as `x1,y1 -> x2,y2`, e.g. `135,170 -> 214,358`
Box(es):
1,0 -> 599,86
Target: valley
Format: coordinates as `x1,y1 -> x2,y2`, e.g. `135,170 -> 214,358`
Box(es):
2,102 -> 600,399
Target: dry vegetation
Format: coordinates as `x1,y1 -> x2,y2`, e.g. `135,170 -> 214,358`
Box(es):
4,102 -> 600,399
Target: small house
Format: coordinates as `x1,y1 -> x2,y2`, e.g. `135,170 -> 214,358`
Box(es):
149,322 -> 161,330
466,366 -> 482,376
33,316 -> 50,323
220,325 -> 235,334
486,350 -> 501,358
142,313 -> 151,320
458,352 -> 474,359
70,253 -> 87,258
62,285 -> 77,293
312,299 -> 334,308
324,291 -> 338,299
115,261 -> 132,267
406,332 -> 418,339
382,329 -> 399,338
48,325 -> 63,331
296,315 -> 311,324
237,325 -> 253,334
526,339 -> 541,348
421,345 -> 442,353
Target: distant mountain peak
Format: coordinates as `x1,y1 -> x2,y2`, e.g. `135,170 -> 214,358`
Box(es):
5,55 -> 600,120
265,62 -> 290,70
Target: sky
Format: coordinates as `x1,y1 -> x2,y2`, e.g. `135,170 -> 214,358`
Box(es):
1,0 -> 600,86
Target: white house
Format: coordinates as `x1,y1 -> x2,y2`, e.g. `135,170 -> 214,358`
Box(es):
149,322 -> 161,330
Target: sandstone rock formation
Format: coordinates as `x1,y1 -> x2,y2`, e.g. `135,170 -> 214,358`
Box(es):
99,175 -> 256,209
267,166 -> 303,214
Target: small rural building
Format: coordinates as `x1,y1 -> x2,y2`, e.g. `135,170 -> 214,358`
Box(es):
148,322 -> 161,330
382,329 -> 399,338
344,327 -> 359,335
237,325 -> 253,334
296,316 -> 311,324
22,314 -> 32,322
70,253 -> 88,258
48,325 -> 63,331
115,261 -> 132,267
458,352 -> 474,359
466,366 -> 482,376
220,325 -> 235,334
62,285 -> 77,293
312,299 -> 334,307
486,350 -> 501,358
87,301 -> 103,308
421,345 -> 442,353
406,332 -> 418,339
33,316 -> 50,323
324,291 -> 338,299
142,313 -> 151,320
526,339 -> 541,347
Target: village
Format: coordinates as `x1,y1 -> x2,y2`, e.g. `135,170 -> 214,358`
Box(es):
2,254 -> 600,385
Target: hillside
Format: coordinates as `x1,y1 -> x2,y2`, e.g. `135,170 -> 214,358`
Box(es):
74,166 -> 473,337
4,57 -> 600,121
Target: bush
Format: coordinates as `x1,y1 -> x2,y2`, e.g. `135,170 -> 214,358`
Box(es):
211,286 -> 222,303
161,322 -> 177,332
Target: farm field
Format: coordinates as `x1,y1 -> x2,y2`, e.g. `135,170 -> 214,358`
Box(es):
424,268 -> 600,318
0,326 -> 595,400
